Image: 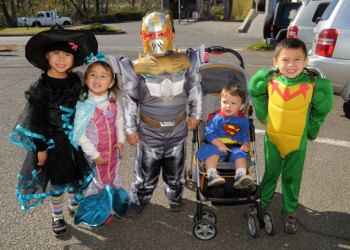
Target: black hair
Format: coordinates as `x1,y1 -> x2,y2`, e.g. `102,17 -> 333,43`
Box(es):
81,61 -> 120,100
275,38 -> 307,58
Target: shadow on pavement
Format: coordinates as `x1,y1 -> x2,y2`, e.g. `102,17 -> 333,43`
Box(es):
55,193 -> 350,249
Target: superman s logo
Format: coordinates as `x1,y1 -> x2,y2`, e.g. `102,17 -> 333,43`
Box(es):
223,123 -> 241,137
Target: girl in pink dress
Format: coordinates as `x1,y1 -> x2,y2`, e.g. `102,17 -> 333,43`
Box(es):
72,51 -> 129,226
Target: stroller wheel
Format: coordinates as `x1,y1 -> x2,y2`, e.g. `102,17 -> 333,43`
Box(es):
193,219 -> 217,240
193,208 -> 217,224
247,213 -> 260,238
263,211 -> 276,236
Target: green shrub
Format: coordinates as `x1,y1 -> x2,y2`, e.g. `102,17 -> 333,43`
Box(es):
211,4 -> 224,20
76,23 -> 123,33
82,9 -> 162,24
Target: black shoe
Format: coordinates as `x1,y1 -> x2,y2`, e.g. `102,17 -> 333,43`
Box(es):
283,213 -> 297,234
169,198 -> 184,212
126,203 -> 145,218
52,218 -> 66,236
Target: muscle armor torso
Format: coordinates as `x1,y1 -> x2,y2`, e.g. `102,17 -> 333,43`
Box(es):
119,48 -> 203,137
133,53 -> 191,103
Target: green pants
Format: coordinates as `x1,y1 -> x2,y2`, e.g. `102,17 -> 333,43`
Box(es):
260,135 -> 307,214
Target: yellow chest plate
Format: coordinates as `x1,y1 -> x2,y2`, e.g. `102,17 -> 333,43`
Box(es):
133,53 -> 191,75
266,80 -> 314,158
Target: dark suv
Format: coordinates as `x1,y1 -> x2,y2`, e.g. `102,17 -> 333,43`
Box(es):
264,2 -> 301,45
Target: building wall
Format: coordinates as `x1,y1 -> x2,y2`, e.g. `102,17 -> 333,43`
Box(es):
231,0 -> 253,20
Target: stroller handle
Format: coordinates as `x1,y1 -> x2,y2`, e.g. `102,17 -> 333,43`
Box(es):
205,46 -> 245,69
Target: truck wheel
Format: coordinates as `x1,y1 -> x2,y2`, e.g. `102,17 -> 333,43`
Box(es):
32,21 -> 41,27
63,21 -> 71,26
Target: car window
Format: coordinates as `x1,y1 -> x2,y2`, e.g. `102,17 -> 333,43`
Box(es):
321,0 -> 339,20
312,2 -> 330,22
46,13 -> 51,18
283,6 -> 299,20
37,13 -> 44,18
335,0 -> 350,29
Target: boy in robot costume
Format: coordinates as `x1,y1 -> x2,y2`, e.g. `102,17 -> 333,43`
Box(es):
118,12 -> 204,217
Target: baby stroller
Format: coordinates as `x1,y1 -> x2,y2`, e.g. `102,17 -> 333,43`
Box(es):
187,46 -> 275,240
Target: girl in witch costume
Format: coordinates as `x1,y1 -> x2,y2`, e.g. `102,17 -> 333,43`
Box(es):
72,51 -> 129,227
9,29 -> 97,236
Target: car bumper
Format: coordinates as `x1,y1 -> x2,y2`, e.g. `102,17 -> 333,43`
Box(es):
308,54 -> 350,97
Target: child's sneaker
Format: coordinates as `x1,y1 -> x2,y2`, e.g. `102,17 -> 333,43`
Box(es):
126,202 -> 145,218
234,174 -> 253,189
52,218 -> 66,236
169,198 -> 184,212
207,170 -> 225,187
283,212 -> 297,234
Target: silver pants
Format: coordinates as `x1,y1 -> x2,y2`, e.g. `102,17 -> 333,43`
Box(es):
130,133 -> 186,205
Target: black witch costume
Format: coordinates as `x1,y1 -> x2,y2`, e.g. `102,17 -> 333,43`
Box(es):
9,29 -> 98,211
10,73 -> 93,210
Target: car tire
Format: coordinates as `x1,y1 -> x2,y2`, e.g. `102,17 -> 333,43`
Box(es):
32,21 -> 41,27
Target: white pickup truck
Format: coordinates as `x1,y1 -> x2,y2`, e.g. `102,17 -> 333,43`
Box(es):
17,11 -> 72,27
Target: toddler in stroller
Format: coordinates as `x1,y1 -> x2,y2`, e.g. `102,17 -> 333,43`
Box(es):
196,84 -> 254,189
189,46 -> 275,240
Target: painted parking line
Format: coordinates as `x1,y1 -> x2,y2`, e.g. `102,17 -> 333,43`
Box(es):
255,129 -> 350,148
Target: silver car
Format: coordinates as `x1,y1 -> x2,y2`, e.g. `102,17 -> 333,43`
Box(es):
308,0 -> 350,102
287,0 -> 330,51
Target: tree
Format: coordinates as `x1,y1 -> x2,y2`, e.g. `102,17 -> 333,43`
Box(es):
1,0 -> 11,25
96,0 -> 100,15
10,0 -> 17,26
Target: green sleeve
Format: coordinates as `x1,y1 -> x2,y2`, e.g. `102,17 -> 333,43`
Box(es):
307,78 -> 334,139
248,68 -> 271,121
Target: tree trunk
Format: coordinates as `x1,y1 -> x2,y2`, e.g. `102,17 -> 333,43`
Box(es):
105,0 -> 109,14
0,0 -> 11,26
68,0 -> 86,19
10,0 -> 16,26
95,0 -> 100,16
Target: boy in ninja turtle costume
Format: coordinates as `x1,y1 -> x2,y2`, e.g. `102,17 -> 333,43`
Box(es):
248,38 -> 333,234
118,12 -> 204,217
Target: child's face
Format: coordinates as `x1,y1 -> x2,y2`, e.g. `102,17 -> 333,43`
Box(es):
220,93 -> 244,116
86,64 -> 114,96
273,48 -> 308,79
46,50 -> 74,78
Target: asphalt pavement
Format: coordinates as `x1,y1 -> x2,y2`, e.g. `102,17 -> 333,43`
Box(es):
0,20 -> 349,249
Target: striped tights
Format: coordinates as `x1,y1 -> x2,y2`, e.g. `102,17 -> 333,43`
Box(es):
50,192 -> 78,221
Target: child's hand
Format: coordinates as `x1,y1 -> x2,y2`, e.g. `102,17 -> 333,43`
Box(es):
126,132 -> 140,146
37,151 -> 47,166
116,142 -> 125,159
187,118 -> 200,131
259,120 -> 267,125
218,144 -> 231,153
95,155 -> 106,165
240,143 -> 250,152
308,137 -> 316,142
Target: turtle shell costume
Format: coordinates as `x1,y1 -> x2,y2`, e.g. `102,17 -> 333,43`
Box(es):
248,68 -> 333,214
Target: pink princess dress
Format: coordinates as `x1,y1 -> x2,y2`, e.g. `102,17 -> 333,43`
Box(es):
72,92 -> 129,226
